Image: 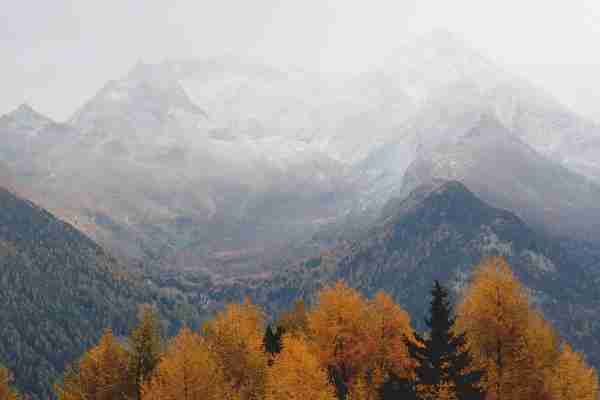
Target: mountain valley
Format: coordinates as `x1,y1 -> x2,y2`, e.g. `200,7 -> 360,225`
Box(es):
3,30 -> 600,398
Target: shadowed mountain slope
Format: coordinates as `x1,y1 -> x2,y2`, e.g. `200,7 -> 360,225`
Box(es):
398,116 -> 600,241
0,186 -> 202,398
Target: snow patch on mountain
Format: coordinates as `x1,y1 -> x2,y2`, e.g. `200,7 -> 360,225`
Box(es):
2,104 -> 53,137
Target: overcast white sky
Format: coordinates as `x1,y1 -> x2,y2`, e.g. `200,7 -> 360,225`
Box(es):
2,0 -> 600,121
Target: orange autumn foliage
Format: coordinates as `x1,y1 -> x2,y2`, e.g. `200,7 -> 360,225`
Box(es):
307,282 -> 376,388
546,344 -> 598,400
277,299 -> 308,335
368,291 -> 415,377
307,281 -> 414,399
141,327 -> 232,400
52,258 -> 599,400
56,329 -> 130,400
203,299 -> 267,400
457,257 -> 536,400
265,334 -> 336,400
457,256 -> 598,400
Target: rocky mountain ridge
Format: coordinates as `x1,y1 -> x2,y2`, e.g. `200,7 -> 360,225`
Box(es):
2,31 -> 600,277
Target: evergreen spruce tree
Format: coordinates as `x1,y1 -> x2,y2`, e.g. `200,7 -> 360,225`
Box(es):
263,324 -> 284,355
406,281 -> 485,400
128,306 -> 163,400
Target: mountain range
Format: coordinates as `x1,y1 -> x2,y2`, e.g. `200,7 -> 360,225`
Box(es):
3,30 -> 600,397
3,32 -> 600,278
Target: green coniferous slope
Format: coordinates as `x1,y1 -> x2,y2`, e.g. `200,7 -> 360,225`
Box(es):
0,186 -> 180,399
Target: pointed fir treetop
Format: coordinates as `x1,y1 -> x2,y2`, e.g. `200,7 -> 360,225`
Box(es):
406,280 -> 485,400
264,324 -> 284,355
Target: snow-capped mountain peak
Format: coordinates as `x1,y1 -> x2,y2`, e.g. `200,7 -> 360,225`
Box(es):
2,103 -> 53,137
69,60 -> 208,149
382,30 -> 506,104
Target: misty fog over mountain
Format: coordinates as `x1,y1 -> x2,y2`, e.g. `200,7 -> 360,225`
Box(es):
2,2 -> 600,399
4,27 -> 600,275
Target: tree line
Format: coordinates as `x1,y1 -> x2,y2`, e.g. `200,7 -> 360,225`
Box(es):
1,256 -> 597,399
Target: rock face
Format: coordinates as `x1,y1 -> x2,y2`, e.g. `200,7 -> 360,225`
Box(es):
398,115 -> 600,240
3,30 -> 600,395
0,104 -> 77,179
0,63 -> 364,272
2,31 -> 600,278
228,181 -> 600,367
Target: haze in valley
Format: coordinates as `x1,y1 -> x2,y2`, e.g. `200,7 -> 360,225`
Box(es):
4,3 -> 600,398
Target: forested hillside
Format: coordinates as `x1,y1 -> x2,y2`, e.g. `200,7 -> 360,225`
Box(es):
2,177 -> 600,400
47,258 -> 597,400
0,187 -> 202,398
4,4 -> 600,400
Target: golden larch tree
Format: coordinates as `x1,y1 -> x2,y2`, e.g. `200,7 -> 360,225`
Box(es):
516,311 -> 561,399
456,257 -> 530,400
346,375 -> 370,400
546,344 -> 598,400
358,291 -> 415,398
203,298 -> 267,400
141,327 -> 233,400
56,329 -> 130,400
457,257 -> 564,400
276,299 -> 308,335
307,282 -> 373,390
265,334 -> 336,400
367,292 -> 414,376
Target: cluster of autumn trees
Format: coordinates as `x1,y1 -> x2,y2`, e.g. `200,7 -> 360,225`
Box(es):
1,257 -> 597,400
